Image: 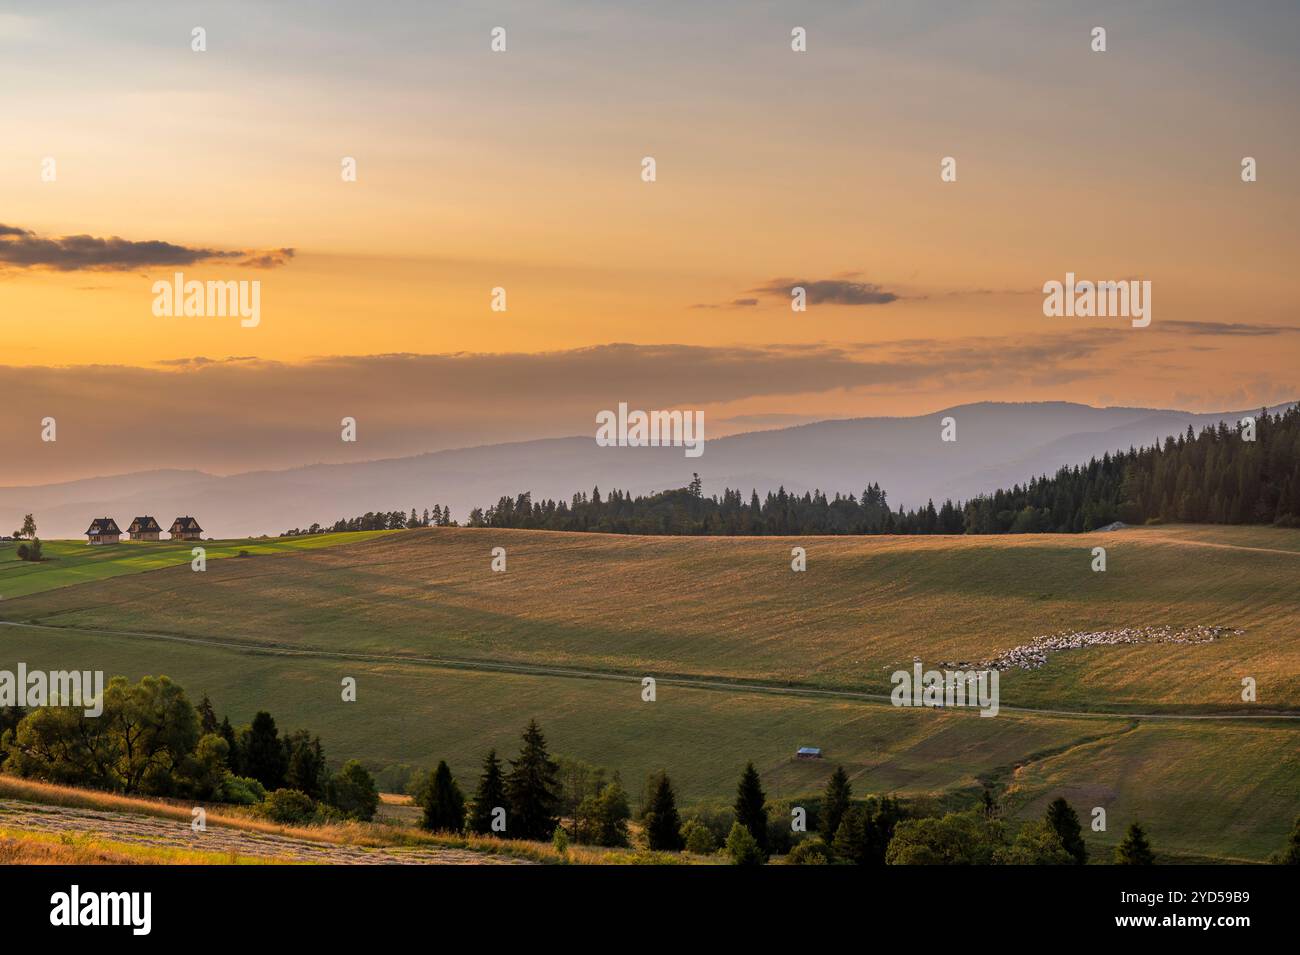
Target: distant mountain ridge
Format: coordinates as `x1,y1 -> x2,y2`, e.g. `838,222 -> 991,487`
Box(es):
3,400 -> 1294,539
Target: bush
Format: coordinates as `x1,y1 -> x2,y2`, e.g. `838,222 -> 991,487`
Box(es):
885,811 -> 1005,865
682,819 -> 716,854
786,838 -> 831,865
994,819 -> 1074,865
725,821 -> 765,866
261,788 -> 318,824
681,803 -> 734,848
552,825 -> 570,855
326,759 -> 379,821
219,774 -> 266,805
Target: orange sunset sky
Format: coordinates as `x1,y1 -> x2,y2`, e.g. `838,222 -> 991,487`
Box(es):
2,1 -> 1298,483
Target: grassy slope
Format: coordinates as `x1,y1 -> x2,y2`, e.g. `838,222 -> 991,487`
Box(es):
0,606 -> 1295,859
1005,721 -> 1300,862
0,524 -> 1296,860
0,532 -> 396,600
4,525 -> 1296,711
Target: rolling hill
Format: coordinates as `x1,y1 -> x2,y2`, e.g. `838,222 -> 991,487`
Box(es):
1,524 -> 1296,860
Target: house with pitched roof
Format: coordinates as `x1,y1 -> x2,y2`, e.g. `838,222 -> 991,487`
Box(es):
85,518 -> 122,545
127,516 -> 162,541
169,516 -> 204,541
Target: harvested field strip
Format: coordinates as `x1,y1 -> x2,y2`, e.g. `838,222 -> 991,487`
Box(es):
0,800 -> 528,865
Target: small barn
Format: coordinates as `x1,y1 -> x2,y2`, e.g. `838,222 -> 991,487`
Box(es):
795,746 -> 823,760
127,516 -> 162,541
85,518 -> 122,545
169,516 -> 204,541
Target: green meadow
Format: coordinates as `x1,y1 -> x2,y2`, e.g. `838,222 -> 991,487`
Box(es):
0,533 -> 395,600
1,525 -> 1296,860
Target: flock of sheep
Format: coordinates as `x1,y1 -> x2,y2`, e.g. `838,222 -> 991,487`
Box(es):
947,624 -> 1244,672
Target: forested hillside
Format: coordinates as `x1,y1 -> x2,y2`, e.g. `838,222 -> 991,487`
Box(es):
455,406 -> 1299,535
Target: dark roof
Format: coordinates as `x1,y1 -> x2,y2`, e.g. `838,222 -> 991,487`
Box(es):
85,518 -> 121,535
128,516 -> 161,532
170,516 -> 203,532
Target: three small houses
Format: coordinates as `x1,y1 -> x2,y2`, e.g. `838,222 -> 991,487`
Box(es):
84,516 -> 204,545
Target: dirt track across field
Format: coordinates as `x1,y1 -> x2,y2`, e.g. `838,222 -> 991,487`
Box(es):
0,799 -> 528,864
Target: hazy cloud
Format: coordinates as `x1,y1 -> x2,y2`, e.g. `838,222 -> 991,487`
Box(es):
691,297 -> 759,309
1159,320 -> 1300,337
751,278 -> 901,306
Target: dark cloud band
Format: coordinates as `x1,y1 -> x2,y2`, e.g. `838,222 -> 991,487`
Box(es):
0,223 -> 293,271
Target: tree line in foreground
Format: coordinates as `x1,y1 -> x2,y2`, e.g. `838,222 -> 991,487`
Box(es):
0,676 -> 379,824
6,688 -> 1298,863
409,722 -> 1300,865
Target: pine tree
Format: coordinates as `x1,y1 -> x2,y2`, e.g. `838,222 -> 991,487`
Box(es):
1114,822 -> 1155,865
468,749 -> 506,836
241,711 -> 286,790
1045,796 -> 1087,864
505,720 -> 561,840
218,716 -> 239,771
821,766 -> 852,839
196,693 -> 218,735
832,805 -> 868,864
284,731 -> 327,800
734,762 -> 769,853
421,760 -> 466,832
644,773 -> 684,851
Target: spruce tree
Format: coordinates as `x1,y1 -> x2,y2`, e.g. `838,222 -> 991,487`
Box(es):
218,716 -> 239,772
734,762 -> 769,853
864,796 -> 905,864
644,773 -> 684,851
505,720 -> 561,841
832,805 -> 868,864
197,693 -> 218,735
421,760 -> 466,832
468,749 -> 507,835
821,766 -> 852,839
284,731 -> 327,799
1045,796 -> 1088,864
241,711 -> 286,790
1114,822 -> 1155,865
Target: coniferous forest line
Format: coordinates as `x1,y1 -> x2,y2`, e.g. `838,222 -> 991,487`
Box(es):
459,405 -> 1300,536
